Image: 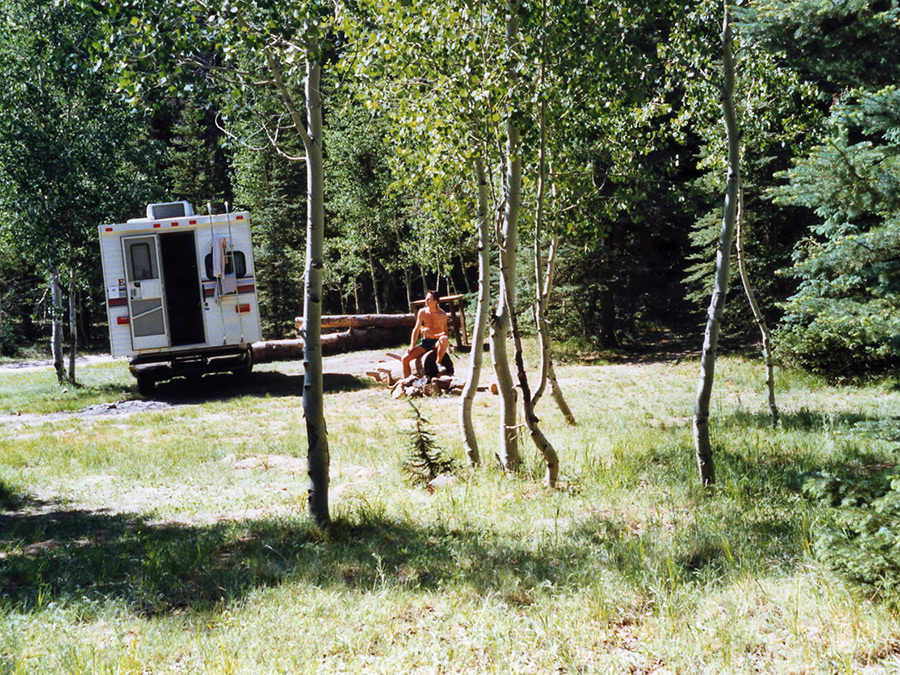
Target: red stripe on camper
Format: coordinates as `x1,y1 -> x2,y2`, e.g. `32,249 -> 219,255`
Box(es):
108,297 -> 128,307
202,280 -> 256,298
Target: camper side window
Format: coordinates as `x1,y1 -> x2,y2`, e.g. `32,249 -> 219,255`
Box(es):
131,243 -> 154,281
204,251 -> 247,279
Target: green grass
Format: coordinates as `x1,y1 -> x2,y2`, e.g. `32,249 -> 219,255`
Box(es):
1,350 -> 899,673
0,361 -> 137,414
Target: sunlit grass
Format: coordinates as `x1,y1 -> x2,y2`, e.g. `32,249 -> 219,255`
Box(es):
1,350 -> 899,673
0,360 -> 136,414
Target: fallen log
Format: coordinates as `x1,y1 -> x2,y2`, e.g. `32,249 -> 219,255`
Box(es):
252,327 -> 405,364
295,314 -> 416,331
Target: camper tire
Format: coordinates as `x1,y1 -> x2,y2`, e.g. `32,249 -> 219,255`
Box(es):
136,372 -> 155,396
233,350 -> 253,381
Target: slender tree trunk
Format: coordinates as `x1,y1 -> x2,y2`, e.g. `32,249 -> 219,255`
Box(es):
50,268 -> 65,385
533,237 -> 576,425
0,279 -> 5,355
367,247 -> 382,314
735,187 -> 779,427
77,287 -> 89,347
693,1 -> 740,487
531,107 -> 575,425
302,48 -> 330,524
264,33 -> 330,524
458,237 -> 472,294
419,265 -> 428,297
67,260 -> 77,385
490,2 -> 523,471
392,226 -> 413,309
533,79 -> 550,403
459,158 -> 492,465
504,266 -> 559,487
546,362 -> 575,423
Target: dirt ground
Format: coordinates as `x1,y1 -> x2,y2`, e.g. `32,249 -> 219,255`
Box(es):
0,349 -> 429,426
0,349 -> 398,376
0,354 -> 118,372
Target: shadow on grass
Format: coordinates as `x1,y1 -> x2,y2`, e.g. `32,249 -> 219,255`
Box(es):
0,447 -> 834,621
0,494 -> 592,617
722,408 -> 875,432
2,408 -> 893,619
145,370 -> 369,403
0,479 -> 25,510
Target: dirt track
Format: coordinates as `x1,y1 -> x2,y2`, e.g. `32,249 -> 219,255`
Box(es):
0,354 -> 119,373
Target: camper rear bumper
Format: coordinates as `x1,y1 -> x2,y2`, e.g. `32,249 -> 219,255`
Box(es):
129,345 -> 252,380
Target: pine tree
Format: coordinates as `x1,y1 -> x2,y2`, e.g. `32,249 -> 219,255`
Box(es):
401,401 -> 456,488
166,98 -> 226,208
743,0 -> 900,377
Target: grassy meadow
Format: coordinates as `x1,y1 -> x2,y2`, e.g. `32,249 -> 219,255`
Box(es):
1,347 -> 899,673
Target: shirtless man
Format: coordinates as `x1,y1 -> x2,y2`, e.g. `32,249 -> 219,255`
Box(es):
402,291 -> 449,378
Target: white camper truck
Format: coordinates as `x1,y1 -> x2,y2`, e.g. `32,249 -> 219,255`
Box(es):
99,202 -> 262,393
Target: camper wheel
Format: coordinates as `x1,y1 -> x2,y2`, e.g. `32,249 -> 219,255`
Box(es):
135,372 -> 155,396
233,349 -> 253,380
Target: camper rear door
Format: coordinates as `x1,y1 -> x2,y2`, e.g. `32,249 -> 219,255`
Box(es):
122,235 -> 169,350
122,232 -> 207,352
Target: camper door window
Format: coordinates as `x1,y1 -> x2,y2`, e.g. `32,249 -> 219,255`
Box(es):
204,251 -> 247,280
131,243 -> 155,281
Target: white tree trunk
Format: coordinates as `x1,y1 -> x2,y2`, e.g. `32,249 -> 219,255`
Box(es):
367,247 -> 382,314
505,274 -> 559,487
68,264 -> 77,385
535,237 -> 576,425
735,187 -> 779,427
693,1 -> 740,487
459,157 -> 492,465
302,47 -> 330,524
263,34 -> 330,523
531,102 -> 575,425
0,280 -> 4,353
490,2 -> 522,471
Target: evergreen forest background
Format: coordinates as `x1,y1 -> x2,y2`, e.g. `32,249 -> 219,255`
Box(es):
0,0 -> 898,381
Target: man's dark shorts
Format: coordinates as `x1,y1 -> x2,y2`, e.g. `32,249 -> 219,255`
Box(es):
420,338 -> 437,351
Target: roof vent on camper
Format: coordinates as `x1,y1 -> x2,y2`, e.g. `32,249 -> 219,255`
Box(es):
146,201 -> 195,220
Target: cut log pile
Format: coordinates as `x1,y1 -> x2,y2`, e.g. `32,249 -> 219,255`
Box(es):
365,352 -> 496,399
364,352 -> 463,398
